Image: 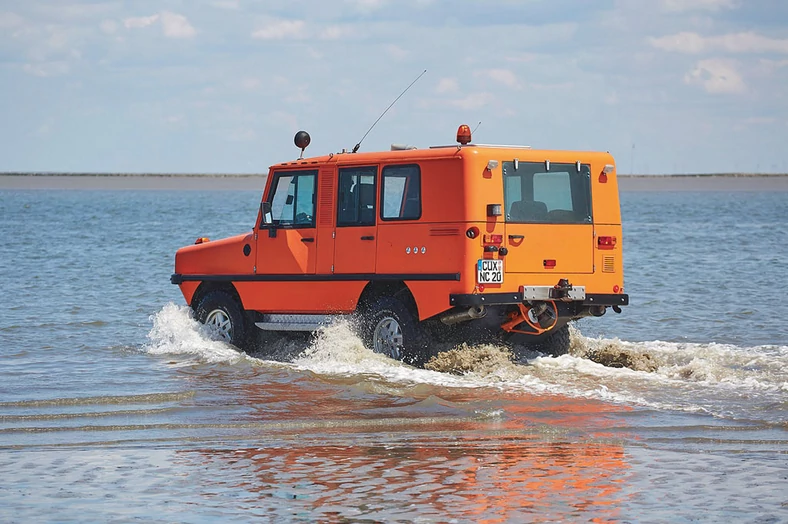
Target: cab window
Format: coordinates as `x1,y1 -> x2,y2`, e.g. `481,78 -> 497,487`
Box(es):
266,170 -> 317,227
503,162 -> 592,224
381,164 -> 421,221
337,166 -> 377,226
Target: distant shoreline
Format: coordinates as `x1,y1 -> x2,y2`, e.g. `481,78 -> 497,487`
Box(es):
1,173 -> 787,192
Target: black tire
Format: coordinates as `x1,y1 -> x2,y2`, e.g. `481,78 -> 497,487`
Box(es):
507,323 -> 571,358
362,296 -> 431,366
194,290 -> 249,349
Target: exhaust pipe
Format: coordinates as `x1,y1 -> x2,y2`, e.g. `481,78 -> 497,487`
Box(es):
440,306 -> 487,325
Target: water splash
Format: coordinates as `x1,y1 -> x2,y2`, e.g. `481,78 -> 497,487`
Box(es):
144,303 -> 251,365
142,304 -> 788,422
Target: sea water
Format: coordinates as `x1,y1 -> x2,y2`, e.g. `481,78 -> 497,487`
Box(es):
0,188 -> 786,522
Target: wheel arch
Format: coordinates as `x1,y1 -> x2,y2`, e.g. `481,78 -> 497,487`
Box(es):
190,281 -> 243,310
357,280 -> 419,318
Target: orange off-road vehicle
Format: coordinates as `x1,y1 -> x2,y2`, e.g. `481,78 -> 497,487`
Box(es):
171,126 -> 628,363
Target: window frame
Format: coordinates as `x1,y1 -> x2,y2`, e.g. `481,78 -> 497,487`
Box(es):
336,166 -> 378,228
502,161 -> 593,224
379,163 -> 422,222
262,169 -> 318,229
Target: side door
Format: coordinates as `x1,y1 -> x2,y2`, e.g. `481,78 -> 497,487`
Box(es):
256,169 -> 318,274
503,161 -> 594,274
333,166 -> 377,274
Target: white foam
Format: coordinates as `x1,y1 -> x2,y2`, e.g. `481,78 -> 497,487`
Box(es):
142,304 -> 788,421
144,303 -> 252,366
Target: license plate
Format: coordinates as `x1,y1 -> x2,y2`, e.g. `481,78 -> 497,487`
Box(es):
477,259 -> 503,284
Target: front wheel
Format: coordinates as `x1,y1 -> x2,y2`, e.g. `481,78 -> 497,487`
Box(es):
194,290 -> 248,349
362,296 -> 430,366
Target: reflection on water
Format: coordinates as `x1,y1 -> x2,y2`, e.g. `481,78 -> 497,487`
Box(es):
187,435 -> 629,522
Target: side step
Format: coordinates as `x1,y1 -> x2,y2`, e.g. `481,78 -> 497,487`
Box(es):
255,314 -> 342,332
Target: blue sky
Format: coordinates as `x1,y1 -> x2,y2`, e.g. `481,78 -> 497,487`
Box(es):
1,0 -> 786,174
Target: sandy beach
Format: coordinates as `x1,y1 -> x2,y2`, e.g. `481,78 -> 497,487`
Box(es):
1,173 -> 787,192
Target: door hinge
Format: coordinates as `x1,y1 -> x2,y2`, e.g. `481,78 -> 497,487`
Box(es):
253,265 -> 257,274
331,265 -> 334,273
332,231 -> 336,239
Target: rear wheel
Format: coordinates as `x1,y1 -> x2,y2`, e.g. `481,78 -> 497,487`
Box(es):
362,296 -> 431,366
507,323 -> 571,358
194,290 -> 248,349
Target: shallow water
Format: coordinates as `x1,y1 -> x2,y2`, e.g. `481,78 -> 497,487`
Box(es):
1,189 -> 787,522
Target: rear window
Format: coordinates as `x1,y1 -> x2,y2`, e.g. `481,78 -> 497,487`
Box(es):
503,162 -> 592,224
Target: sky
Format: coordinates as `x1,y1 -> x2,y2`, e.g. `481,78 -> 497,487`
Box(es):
0,0 -> 786,174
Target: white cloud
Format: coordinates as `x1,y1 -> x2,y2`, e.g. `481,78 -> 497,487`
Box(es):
651,31 -> 788,54
23,61 -> 70,77
99,19 -> 117,34
238,78 -> 262,91
320,25 -> 353,40
685,58 -> 746,94
386,44 -> 408,60
661,0 -> 738,11
0,11 -> 24,28
160,12 -> 196,39
124,14 -> 159,29
252,19 -> 305,40
447,92 -> 494,110
345,0 -> 387,12
210,0 -> 240,9
123,12 -> 195,38
435,78 -> 459,94
480,68 -> 520,89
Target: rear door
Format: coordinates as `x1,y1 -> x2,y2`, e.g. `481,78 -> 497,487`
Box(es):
503,161 -> 594,274
333,166 -> 377,274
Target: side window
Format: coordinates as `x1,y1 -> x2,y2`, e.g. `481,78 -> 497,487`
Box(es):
337,166 -> 377,226
266,170 -> 317,227
381,164 -> 421,221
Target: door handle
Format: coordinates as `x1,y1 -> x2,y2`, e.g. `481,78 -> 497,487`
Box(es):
509,235 -> 525,240
360,236 -> 375,241
301,237 -> 315,243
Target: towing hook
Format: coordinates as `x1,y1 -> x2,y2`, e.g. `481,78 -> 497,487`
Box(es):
551,278 -> 573,299
612,305 -> 622,314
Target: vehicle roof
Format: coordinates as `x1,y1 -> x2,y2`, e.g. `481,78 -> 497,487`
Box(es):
270,144 -> 613,170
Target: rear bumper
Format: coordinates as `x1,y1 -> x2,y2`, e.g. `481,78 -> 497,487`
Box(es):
449,292 -> 629,307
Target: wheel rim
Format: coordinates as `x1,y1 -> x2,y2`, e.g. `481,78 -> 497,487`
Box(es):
205,309 -> 232,342
373,316 -> 403,360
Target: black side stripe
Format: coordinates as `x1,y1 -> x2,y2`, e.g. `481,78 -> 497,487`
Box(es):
171,273 -> 461,285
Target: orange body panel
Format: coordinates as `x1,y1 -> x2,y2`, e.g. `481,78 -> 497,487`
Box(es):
173,141 -> 625,322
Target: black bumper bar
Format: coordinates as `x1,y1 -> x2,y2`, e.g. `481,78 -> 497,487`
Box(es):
449,292 -> 629,307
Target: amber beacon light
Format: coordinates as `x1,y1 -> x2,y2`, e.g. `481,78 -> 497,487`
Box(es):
456,124 -> 472,145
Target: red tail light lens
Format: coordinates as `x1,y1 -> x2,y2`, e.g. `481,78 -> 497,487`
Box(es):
544,259 -> 556,269
484,234 -> 503,244
598,236 -> 617,249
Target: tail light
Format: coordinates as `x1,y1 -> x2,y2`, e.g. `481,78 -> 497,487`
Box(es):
484,234 -> 503,244
544,259 -> 556,269
597,236 -> 617,250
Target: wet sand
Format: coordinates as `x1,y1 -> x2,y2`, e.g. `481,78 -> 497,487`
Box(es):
0,174 -> 267,191
1,173 -> 787,191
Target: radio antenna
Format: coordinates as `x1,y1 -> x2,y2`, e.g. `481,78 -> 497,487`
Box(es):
352,69 -> 427,153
